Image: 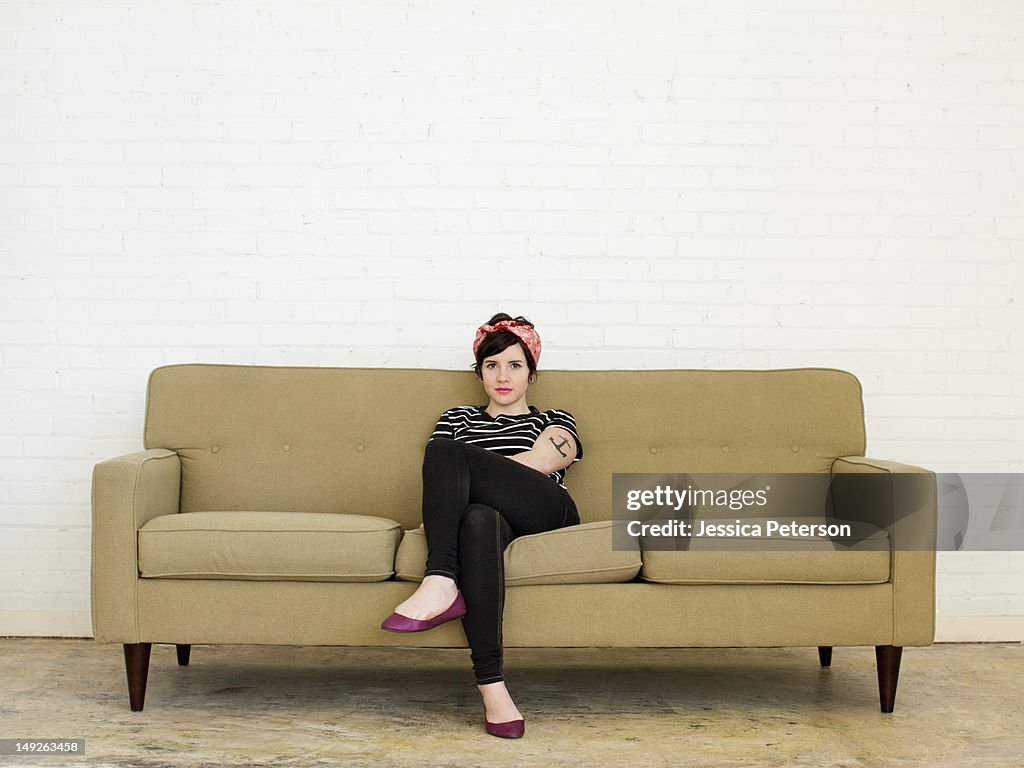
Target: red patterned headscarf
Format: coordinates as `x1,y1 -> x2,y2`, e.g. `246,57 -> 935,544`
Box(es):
473,320 -> 542,367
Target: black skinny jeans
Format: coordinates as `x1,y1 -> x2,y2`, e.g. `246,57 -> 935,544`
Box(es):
421,437 -> 580,684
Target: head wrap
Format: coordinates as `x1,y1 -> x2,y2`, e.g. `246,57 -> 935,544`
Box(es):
473,320 -> 542,367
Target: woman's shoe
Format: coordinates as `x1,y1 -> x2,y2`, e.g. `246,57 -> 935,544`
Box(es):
485,718 -> 525,738
380,590 -> 466,632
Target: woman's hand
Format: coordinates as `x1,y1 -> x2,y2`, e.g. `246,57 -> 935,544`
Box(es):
508,427 -> 578,475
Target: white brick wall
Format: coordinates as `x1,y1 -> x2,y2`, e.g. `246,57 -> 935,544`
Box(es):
1,0 -> 1022,639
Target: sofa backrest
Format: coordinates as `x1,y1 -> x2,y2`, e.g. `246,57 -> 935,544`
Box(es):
145,365 -> 865,528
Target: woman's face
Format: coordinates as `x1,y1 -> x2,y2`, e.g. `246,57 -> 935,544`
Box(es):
480,343 -> 531,410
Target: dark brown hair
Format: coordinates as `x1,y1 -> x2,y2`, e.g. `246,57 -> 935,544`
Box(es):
472,313 -> 538,380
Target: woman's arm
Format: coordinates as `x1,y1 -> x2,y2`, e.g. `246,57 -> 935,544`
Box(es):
508,427 -> 579,475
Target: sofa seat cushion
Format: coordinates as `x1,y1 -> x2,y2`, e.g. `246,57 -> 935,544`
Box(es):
639,517 -> 890,585
395,521 -> 642,586
138,511 -> 402,582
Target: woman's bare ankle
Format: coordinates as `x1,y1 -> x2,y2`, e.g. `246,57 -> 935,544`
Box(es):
422,574 -> 458,594
393,575 -> 458,619
477,681 -> 523,722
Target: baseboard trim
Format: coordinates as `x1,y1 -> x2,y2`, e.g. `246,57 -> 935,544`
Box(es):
935,615 -> 1024,642
0,611 -> 92,638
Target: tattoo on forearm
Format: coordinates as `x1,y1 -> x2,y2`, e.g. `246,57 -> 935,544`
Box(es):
549,435 -> 570,457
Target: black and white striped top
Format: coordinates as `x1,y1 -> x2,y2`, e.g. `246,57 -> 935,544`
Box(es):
429,405 -> 584,489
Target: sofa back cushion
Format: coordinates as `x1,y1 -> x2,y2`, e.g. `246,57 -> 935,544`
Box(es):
145,365 -> 865,528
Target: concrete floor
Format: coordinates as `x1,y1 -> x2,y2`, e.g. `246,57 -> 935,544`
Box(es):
1,639 -> 1022,768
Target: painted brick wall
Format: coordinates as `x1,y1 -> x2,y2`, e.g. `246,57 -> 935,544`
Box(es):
1,1 -> 1022,639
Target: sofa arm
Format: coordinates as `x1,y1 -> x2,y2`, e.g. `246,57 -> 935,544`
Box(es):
91,449 -> 181,643
831,456 -> 936,646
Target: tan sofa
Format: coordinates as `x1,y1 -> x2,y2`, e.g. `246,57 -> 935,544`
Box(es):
91,364 -> 936,712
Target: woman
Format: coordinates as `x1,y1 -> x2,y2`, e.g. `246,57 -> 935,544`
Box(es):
381,313 -> 583,739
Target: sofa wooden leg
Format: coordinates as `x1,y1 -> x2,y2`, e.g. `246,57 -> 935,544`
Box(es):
176,644 -> 191,666
123,642 -> 152,712
817,646 -> 833,667
875,645 -> 903,713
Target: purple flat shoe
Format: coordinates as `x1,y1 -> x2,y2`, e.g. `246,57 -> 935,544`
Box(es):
485,718 -> 525,738
380,590 -> 466,632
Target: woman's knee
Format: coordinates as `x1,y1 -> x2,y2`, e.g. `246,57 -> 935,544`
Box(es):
423,436 -> 465,468
460,503 -> 500,535
459,504 -> 514,553
425,436 -> 460,455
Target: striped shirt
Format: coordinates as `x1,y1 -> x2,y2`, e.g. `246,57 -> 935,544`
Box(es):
429,405 -> 584,489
